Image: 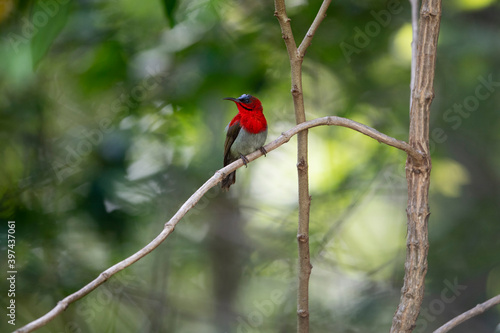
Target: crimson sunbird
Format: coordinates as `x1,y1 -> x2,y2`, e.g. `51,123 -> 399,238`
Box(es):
221,94 -> 268,190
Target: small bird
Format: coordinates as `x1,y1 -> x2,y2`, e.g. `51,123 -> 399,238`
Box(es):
221,94 -> 268,190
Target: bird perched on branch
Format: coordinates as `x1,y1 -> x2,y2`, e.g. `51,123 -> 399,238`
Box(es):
221,94 -> 268,190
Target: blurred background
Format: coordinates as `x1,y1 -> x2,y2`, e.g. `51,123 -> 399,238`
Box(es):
0,0 -> 499,332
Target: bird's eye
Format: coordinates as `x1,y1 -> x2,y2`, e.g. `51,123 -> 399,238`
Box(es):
239,94 -> 252,104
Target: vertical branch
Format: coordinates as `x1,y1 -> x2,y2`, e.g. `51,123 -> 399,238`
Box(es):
409,0 -> 419,110
274,3 -> 310,332
391,0 -> 441,332
274,1 -> 331,332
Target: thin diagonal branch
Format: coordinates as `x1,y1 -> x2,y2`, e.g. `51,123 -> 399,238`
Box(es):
433,294 -> 500,333
297,0 -> 331,57
13,115 -> 418,333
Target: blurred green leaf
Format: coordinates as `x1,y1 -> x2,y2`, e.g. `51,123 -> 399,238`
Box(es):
161,0 -> 177,28
30,0 -> 72,67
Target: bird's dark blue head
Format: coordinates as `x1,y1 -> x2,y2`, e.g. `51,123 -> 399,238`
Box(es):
223,94 -> 253,104
236,94 -> 252,104
223,94 -> 262,113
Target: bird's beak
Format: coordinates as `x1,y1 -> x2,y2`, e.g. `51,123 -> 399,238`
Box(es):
223,97 -> 238,102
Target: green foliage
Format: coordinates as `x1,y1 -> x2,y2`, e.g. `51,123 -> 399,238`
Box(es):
161,0 -> 178,28
30,0 -> 72,67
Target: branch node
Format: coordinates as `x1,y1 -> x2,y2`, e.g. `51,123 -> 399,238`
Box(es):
421,8 -> 438,17
424,90 -> 435,101
57,300 -> 68,311
408,158 -> 431,174
297,49 -> 305,59
164,222 -> 175,232
296,158 -> 307,171
297,233 -> 309,243
404,292 -> 416,300
297,309 -> 309,318
407,240 -> 422,249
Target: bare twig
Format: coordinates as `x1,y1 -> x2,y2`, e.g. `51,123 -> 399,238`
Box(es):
433,294 -> 500,333
14,116 -> 418,333
390,0 -> 442,332
409,0 -> 419,110
274,0 -> 298,56
274,1 -> 331,332
297,0 -> 332,58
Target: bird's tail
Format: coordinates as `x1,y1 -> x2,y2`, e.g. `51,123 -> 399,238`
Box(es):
221,171 -> 236,191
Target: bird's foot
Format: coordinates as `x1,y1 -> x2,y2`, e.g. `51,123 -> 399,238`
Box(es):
239,154 -> 250,167
259,146 -> 267,156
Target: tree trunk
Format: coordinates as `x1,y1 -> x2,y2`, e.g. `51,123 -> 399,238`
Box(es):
390,0 -> 442,332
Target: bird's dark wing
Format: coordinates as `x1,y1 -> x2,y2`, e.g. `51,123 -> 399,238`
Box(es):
224,121 -> 241,166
